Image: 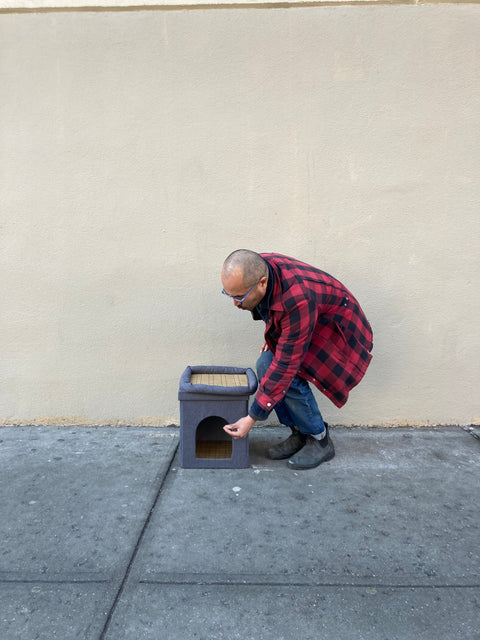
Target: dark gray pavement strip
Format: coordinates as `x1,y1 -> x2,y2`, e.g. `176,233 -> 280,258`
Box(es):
0,427 -> 178,577
0,426 -> 478,640
129,428 -> 480,584
0,582 -> 118,640
0,427 -> 179,639
103,583 -> 480,640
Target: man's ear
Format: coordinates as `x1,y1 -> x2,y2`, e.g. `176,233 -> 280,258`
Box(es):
259,275 -> 268,291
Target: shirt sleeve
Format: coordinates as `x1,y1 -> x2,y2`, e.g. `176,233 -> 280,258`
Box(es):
249,295 -> 318,421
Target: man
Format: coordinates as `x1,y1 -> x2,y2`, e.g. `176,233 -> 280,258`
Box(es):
221,250 -> 373,470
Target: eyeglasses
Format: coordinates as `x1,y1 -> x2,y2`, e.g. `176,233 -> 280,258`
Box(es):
222,278 -> 263,303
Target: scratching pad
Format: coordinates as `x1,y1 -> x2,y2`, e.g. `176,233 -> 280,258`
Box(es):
196,440 -> 233,459
191,373 -> 248,387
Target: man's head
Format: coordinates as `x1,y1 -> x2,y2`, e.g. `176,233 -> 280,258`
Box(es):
221,249 -> 268,311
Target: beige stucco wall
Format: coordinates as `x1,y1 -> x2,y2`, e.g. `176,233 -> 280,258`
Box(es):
1,2 -> 479,427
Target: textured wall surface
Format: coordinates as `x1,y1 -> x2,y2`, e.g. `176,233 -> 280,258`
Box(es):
1,4 -> 479,426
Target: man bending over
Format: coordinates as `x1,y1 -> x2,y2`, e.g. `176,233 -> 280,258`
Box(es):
221,250 -> 373,470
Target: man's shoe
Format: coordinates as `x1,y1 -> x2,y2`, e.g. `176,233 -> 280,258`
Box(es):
267,428 -> 307,460
287,433 -> 335,470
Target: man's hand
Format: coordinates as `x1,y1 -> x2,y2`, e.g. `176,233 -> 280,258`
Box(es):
223,415 -> 255,439
260,342 -> 269,353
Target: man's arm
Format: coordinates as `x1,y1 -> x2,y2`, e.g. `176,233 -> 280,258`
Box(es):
222,343 -> 267,439
223,295 -> 318,438
250,296 -> 318,419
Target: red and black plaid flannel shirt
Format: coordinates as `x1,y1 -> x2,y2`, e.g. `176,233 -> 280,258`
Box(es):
248,253 -> 373,421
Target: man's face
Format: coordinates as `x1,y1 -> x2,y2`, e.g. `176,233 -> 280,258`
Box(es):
221,268 -> 268,312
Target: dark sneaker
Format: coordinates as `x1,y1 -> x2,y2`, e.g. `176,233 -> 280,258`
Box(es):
267,428 -> 307,460
287,434 -> 335,470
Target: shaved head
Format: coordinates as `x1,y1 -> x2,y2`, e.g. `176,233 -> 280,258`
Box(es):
222,250 -> 267,287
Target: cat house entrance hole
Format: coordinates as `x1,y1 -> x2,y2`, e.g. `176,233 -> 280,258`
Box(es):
195,416 -> 232,459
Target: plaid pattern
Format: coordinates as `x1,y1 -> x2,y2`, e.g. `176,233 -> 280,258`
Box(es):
249,254 -> 373,420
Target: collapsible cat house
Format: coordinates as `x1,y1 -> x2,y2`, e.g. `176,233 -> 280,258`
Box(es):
178,366 -> 258,469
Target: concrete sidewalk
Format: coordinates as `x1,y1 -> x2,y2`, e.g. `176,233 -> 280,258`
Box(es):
0,425 -> 478,639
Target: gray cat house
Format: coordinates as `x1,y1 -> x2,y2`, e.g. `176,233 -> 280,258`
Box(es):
178,365 -> 258,469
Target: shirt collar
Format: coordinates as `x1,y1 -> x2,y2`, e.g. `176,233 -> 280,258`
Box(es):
255,260 -> 274,317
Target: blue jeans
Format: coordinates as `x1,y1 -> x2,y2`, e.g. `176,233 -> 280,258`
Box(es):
256,350 -> 326,437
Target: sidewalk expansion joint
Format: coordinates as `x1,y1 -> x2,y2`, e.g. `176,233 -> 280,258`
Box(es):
140,580 -> 480,589
463,426 -> 480,440
137,574 -> 480,589
98,442 -> 179,640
